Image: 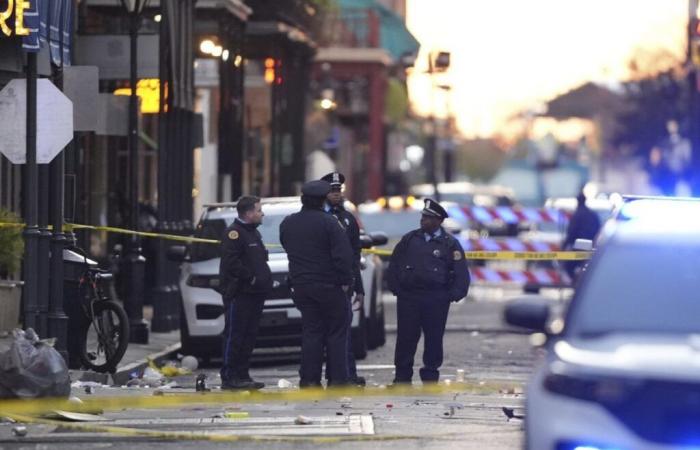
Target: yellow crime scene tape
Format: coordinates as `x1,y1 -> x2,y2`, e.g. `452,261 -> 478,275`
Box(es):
0,382 -> 515,443
0,222 -> 592,260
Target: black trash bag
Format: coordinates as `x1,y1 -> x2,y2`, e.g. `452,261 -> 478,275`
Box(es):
0,328 -> 71,399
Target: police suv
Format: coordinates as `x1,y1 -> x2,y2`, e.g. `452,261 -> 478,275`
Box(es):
506,197 -> 700,449
172,197 -> 387,361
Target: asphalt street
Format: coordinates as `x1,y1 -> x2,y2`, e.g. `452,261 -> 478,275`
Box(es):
0,287 -> 558,450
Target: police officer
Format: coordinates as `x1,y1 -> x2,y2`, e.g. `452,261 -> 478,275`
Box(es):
218,196 -> 272,390
562,191 -> 601,280
321,172 -> 365,386
280,180 -> 354,388
387,198 -> 470,384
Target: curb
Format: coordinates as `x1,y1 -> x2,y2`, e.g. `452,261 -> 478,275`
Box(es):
112,342 -> 182,386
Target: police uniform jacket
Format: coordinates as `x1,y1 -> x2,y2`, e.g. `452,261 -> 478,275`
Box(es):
280,207 -> 354,287
387,228 -> 470,302
218,219 -> 273,300
329,204 -> 364,295
562,205 -> 601,250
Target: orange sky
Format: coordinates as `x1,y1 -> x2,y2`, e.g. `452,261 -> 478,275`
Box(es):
406,0 -> 688,138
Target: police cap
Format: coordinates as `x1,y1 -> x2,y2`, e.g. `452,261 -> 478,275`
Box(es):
301,180 -> 331,197
320,172 -> 345,187
422,198 -> 448,220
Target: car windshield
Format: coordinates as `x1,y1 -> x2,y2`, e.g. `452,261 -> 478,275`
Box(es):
359,210 -> 420,238
190,211 -> 288,262
567,242 -> 700,336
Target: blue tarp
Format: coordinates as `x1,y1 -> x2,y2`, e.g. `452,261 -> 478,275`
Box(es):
337,0 -> 420,61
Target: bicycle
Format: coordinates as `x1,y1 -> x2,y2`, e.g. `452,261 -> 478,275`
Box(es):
68,247 -> 130,373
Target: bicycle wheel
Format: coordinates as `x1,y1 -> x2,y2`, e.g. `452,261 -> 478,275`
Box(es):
79,301 -> 130,373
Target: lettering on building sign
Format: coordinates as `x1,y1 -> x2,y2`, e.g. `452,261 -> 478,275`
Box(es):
0,0 -> 31,37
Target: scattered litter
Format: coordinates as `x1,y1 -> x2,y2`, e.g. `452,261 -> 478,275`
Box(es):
146,359 -> 191,379
0,328 -> 70,399
377,384 -> 387,389
12,426 -> 27,437
502,407 -> 524,421
68,396 -> 83,405
335,412 -> 343,416
181,355 -> 199,371
339,397 -> 352,408
444,379 -> 452,385
443,403 -> 464,418
386,403 -> 393,411
470,331 -> 479,337
507,350 -> 513,355
71,381 -> 107,389
224,411 -> 249,419
277,379 -> 294,389
456,369 -> 465,382
45,411 -> 108,422
294,415 -> 313,425
84,386 -> 94,395
195,374 -> 209,392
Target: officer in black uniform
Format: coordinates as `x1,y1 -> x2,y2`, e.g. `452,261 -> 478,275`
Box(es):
280,180 -> 355,388
562,191 -> 601,280
387,198 -> 470,384
218,196 -> 273,390
321,172 -> 365,386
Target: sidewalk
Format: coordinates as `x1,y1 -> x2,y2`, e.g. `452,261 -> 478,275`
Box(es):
72,329 -> 181,386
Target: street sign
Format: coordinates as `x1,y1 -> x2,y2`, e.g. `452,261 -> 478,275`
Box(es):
0,78 -> 74,164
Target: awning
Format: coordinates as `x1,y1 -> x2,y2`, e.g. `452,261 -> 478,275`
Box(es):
337,0 -> 419,61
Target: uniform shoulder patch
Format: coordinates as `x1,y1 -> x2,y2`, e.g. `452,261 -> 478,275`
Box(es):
228,230 -> 239,240
453,250 -> 463,261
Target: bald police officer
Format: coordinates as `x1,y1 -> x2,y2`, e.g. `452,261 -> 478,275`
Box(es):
280,180 -> 355,388
387,198 -> 470,384
321,172 -> 365,386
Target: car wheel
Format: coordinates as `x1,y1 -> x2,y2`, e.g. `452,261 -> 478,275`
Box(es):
352,308 -> 368,360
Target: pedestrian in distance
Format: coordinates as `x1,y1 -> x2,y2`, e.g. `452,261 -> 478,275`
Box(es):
562,191 -> 601,281
321,171 -> 366,386
387,198 -> 470,385
280,180 -> 355,388
218,196 -> 272,390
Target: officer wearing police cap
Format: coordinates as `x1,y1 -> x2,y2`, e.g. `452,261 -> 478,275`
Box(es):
280,180 -> 355,387
321,172 -> 365,386
387,198 -> 470,384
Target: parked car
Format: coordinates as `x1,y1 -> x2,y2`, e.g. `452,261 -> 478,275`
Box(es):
171,197 -> 387,361
506,196 -> 700,449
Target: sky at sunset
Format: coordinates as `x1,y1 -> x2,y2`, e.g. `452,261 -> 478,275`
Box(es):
406,0 -> 688,137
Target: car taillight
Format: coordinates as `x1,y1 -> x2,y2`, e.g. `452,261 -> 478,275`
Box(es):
543,372 -> 640,405
186,275 -> 220,289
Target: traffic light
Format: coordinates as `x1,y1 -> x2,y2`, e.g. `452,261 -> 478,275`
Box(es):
264,58 -> 283,85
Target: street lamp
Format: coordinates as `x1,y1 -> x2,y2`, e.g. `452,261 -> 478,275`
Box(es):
120,0 -> 149,344
426,51 -> 450,196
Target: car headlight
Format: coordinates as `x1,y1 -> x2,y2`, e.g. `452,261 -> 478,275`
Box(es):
555,440 -> 626,450
543,371 -> 641,405
186,275 -> 220,289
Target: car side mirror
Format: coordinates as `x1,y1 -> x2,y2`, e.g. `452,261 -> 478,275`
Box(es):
573,239 -> 593,251
504,295 -> 551,332
167,245 -> 189,262
369,231 -> 388,247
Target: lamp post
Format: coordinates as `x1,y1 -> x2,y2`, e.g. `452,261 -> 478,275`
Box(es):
121,0 -> 149,343
426,51 -> 450,198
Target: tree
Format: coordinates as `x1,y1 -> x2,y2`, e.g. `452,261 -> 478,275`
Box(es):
611,50 -> 689,157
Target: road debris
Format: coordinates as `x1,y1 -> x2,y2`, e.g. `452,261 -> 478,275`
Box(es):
294,415 -> 313,425
443,402 -> 464,418
195,374 -> 210,392
181,355 -> 199,371
502,407 -> 525,421
11,426 -> 27,437
277,379 -> 294,389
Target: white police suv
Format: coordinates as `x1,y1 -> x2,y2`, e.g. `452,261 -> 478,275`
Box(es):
173,197 -> 387,361
506,197 -> 700,450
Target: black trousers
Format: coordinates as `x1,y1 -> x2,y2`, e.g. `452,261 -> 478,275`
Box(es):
326,293 -> 357,382
220,293 -> 265,382
394,292 -> 451,382
292,283 -> 349,386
